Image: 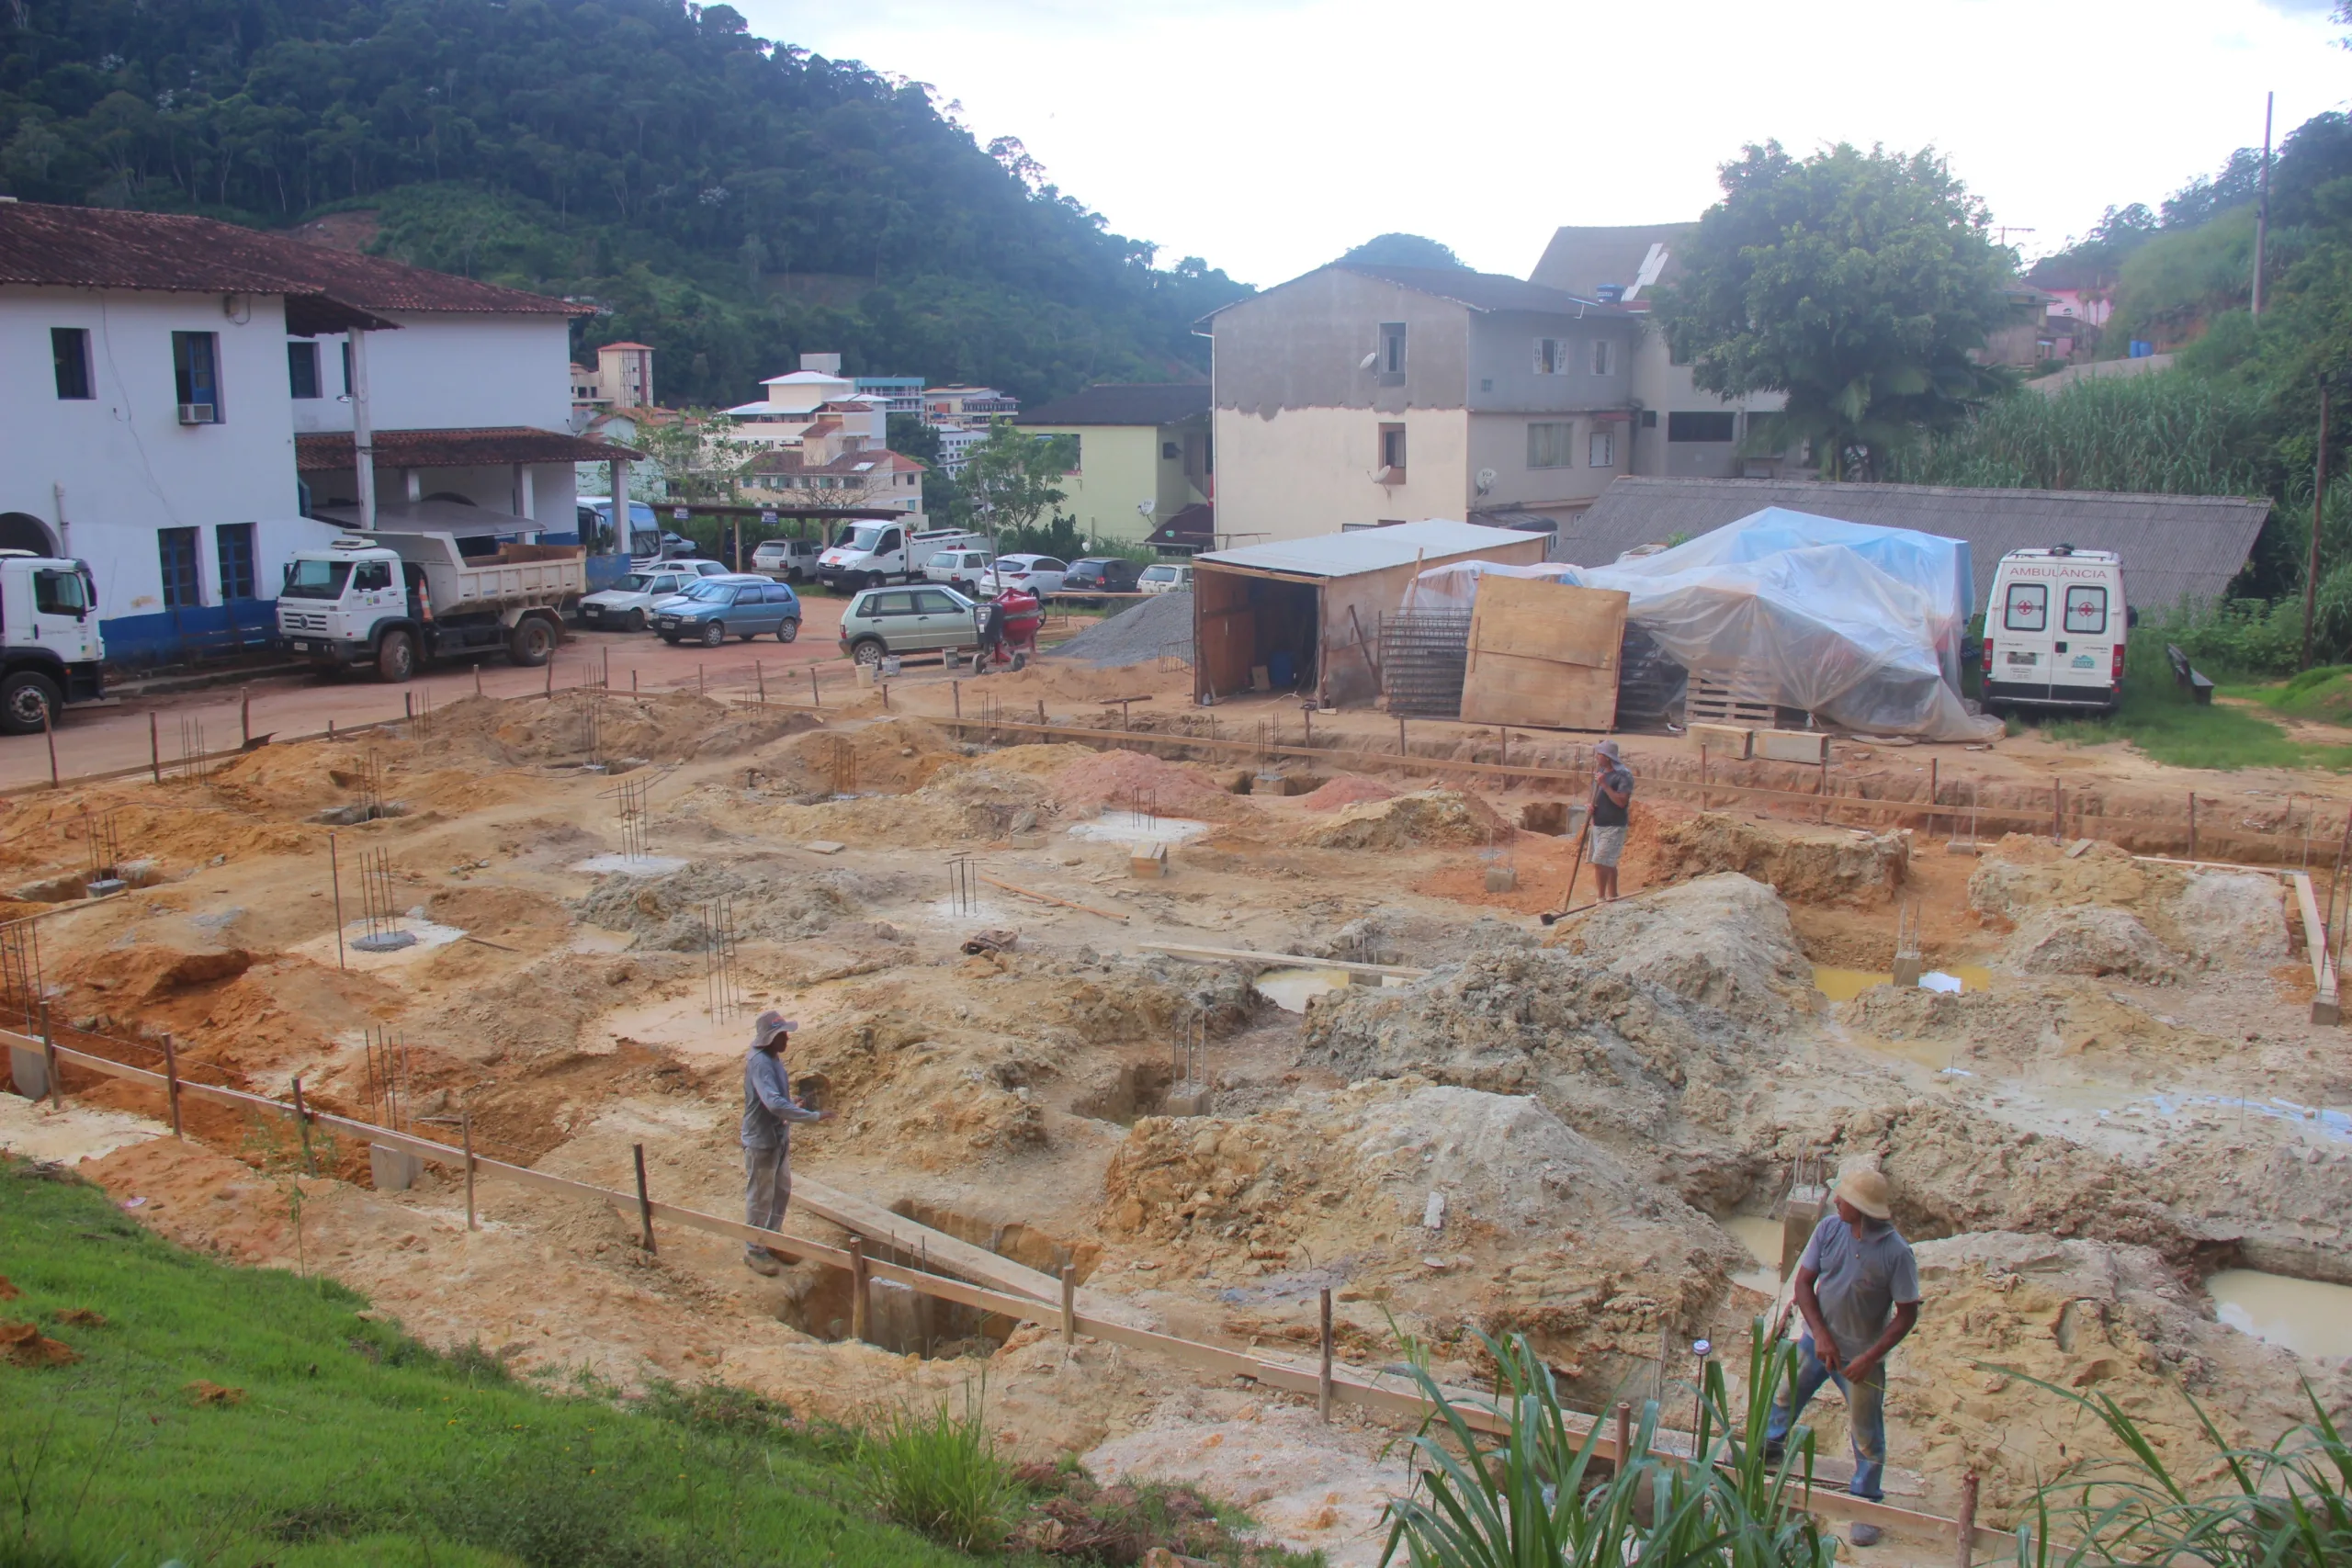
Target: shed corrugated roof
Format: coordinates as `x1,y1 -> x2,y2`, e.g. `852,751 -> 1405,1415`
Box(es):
1571,478 -> 2270,609
1525,223 -> 1694,299
1197,520 -> 1536,580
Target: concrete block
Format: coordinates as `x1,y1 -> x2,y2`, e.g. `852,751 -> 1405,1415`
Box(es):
805,840 -> 846,856
1163,1082 -> 1215,1117
2315,992 -> 2341,1027
369,1144 -> 422,1192
1891,957 -> 1923,987
1757,728 -> 1830,765
9,1044 -> 47,1100
1009,832 -> 1046,849
1130,842 -> 1168,879
1484,864 -> 1519,893
1690,722 -> 1753,759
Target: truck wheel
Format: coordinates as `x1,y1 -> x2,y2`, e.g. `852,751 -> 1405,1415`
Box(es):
0,671 -> 60,736
777,618 -> 800,644
851,638 -> 886,668
626,608 -> 647,632
700,621 -> 726,649
375,628 -> 416,683
507,616 -> 556,668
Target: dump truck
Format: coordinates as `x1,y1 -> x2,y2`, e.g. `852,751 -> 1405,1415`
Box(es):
276,531 -> 582,682
0,550 -> 104,734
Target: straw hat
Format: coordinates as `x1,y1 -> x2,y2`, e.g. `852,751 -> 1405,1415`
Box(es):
752,1010 -> 798,1050
1834,1168 -> 1893,1221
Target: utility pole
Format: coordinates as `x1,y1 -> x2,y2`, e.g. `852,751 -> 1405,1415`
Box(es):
2256,92 -> 2275,319
2307,373 -> 2330,671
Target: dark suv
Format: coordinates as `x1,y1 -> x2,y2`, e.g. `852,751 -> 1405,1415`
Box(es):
1061,557 -> 1140,605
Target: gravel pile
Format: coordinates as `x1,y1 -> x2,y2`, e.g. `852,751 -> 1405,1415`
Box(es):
1050,591 -> 1193,668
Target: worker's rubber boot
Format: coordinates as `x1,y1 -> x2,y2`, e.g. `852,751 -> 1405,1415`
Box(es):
1849,1524 -> 1882,1548
743,1251 -> 783,1277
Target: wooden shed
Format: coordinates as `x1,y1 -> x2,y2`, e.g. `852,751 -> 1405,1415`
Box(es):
1193,520 -> 1545,706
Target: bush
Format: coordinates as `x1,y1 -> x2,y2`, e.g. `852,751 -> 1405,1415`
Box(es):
856,1393 -> 1021,1554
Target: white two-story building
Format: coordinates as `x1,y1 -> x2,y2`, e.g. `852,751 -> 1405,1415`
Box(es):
0,198 -> 635,662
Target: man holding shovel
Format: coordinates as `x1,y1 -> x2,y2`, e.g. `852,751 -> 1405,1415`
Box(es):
1541,739 -> 1635,924
741,1010 -> 831,1276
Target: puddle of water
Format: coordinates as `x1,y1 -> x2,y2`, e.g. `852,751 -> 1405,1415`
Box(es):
569,928 -> 635,955
288,918 -> 469,973
1257,966 -> 1359,1013
1722,1214 -> 1788,1295
1067,812 -> 1211,847
1814,964 -> 1994,1001
571,854 -> 688,875
2207,1269 -> 2352,1360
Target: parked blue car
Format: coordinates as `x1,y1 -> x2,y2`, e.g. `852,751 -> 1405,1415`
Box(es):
653,574 -> 802,646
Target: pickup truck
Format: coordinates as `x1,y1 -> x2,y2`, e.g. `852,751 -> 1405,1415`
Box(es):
277,531 -> 582,682
816,524 -> 985,592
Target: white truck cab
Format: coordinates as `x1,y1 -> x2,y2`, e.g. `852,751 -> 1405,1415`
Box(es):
1983,546 -> 2129,715
816,524 -> 980,592
0,552 -> 103,733
277,531 -> 583,682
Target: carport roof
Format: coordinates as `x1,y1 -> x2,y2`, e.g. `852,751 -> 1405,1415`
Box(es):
1195,520 -> 1536,580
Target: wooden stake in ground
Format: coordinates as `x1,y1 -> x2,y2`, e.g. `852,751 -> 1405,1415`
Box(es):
40,705 -> 56,788
631,1142 -> 656,1254
241,686 -> 252,746
149,711 -> 160,784
462,1111 -> 476,1231
1954,1472 -> 1978,1568
1318,1286 -> 1334,1422
291,1076 -> 317,1176
811,668 -> 820,705
163,1032 -> 183,1139
40,1002 -> 59,1109
1060,1262 -> 1078,1346
849,1237 -> 870,1342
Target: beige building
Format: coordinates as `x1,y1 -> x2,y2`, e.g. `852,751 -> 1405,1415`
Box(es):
1525,225 -> 1791,481
1014,383 -> 1211,547
1201,264 -> 1645,547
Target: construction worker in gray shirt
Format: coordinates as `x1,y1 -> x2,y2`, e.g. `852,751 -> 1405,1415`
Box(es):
1765,1168 -> 1921,1547
741,1010 -> 831,1277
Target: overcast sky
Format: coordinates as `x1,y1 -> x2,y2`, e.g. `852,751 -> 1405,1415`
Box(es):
733,0 -> 2351,288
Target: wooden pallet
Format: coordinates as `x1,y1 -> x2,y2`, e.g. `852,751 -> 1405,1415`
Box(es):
1684,669 -> 1780,728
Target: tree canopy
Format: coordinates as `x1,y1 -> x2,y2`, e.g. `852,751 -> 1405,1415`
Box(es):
0,0 -> 1250,405
1656,141 -> 2018,479
1337,233 -> 1466,270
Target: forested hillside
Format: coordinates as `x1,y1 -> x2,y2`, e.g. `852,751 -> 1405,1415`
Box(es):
0,0 -> 1248,403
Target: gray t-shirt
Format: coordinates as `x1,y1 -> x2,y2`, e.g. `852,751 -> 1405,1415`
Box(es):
1800,1213 -> 1921,1359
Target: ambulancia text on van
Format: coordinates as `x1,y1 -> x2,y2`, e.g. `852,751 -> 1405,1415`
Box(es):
1982,545 -> 2130,715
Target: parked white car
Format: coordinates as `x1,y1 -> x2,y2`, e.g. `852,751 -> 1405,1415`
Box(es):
578,560 -> 729,631
924,548 -> 996,595
1136,562 -> 1193,595
978,554 -> 1068,599
752,537 -> 821,582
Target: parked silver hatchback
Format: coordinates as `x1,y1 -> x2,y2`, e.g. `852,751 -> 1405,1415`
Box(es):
837,583 -> 983,667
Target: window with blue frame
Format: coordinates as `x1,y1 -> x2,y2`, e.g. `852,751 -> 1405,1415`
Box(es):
287,342 -> 321,400
216,524 -> 256,601
158,528 -> 201,610
171,333 -> 221,421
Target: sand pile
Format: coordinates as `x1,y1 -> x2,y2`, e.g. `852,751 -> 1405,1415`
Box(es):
1547,874 -> 1818,1028
1651,812 -> 1907,906
1298,775 -> 1396,812
571,858 -> 910,950
1876,1232 -> 2350,1525
1297,789 -> 1504,850
416,691 -> 810,767
1049,592 -> 1194,668
58,944 -> 254,1006
1050,750 -> 1242,819
1969,837 -> 2284,965
1102,1078 -> 1739,1392
406,949 -> 695,1063
702,761 -> 1057,849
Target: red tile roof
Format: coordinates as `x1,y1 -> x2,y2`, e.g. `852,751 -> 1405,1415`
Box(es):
748,446 -> 925,477
295,427 -> 644,472
0,200 -> 585,319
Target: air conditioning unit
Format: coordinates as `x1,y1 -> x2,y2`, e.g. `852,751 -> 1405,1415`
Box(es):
177,402 -> 216,424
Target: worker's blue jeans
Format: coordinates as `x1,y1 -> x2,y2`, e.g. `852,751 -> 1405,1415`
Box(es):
1765,1336 -> 1887,1499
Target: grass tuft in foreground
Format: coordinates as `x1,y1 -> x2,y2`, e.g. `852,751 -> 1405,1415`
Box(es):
0,1156 -> 1314,1568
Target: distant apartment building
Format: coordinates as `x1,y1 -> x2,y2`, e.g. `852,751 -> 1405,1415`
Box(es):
1524,225 -> 1790,483
569,341 -> 654,411
1200,263 -> 1645,546
924,385 -> 1018,424
0,199 -> 633,660
1014,383 -> 1210,547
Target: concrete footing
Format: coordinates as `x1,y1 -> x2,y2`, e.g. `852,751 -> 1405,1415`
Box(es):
8,1045 -> 47,1100
369,1143 -> 422,1191
1163,1081 -> 1215,1117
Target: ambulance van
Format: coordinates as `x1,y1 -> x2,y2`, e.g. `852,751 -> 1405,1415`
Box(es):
1982,545 -> 2131,715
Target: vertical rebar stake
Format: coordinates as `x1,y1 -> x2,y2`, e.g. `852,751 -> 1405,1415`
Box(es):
632,1142 -> 656,1254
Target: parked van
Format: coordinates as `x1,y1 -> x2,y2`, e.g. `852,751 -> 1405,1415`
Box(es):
1982,546 -> 2129,715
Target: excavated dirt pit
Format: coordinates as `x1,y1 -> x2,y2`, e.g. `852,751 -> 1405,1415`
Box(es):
4,694 -> 2351,1562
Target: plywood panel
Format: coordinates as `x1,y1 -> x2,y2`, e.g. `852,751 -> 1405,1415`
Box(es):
1461,576 -> 1628,731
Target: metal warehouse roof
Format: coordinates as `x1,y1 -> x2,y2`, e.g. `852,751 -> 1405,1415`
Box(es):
1197,520 -> 1536,579
1572,478 -> 2271,610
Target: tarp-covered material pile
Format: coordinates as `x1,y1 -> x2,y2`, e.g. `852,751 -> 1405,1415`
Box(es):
1410,507 -> 1998,741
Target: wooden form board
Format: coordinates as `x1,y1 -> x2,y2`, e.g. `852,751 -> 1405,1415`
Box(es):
1459,575 -> 1628,731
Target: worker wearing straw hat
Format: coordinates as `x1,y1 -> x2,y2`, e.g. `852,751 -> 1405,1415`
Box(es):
1765,1167 -> 1921,1545
741,1010 -> 831,1276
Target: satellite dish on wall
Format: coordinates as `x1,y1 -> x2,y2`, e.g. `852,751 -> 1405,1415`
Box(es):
1136,499 -> 1156,518
1359,350 -> 1380,371
1475,468 -> 1498,496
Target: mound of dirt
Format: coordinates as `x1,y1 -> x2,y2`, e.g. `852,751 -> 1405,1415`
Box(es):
1546,873 -> 1818,1028
1101,1078 -> 1739,1392
571,859 -> 902,950
1297,789 -> 1503,850
1969,837 -> 2285,965
1050,750 -> 1244,819
417,690 -> 809,767
61,944 -> 255,1006
694,761 -> 1058,850
1048,591 -> 1193,668
404,950 -> 695,1062
1841,977 -> 2221,1070
2006,906 -> 2181,983
1651,812 -> 1907,907
1297,775 -> 1396,813
1881,1232 -> 2349,1526
765,717 -> 965,795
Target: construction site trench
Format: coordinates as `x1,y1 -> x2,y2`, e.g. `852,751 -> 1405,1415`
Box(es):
5,667 -> 2352,1568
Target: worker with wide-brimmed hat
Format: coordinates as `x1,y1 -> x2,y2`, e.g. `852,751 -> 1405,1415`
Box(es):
1589,739 -> 1634,902
741,1010 -> 831,1276
1766,1167 -> 1921,1544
